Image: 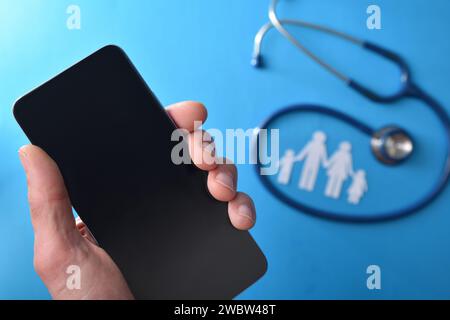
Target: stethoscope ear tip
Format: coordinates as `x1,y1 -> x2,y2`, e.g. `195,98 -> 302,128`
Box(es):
251,54 -> 264,68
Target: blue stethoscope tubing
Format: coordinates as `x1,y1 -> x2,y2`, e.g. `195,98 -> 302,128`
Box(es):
254,38 -> 450,221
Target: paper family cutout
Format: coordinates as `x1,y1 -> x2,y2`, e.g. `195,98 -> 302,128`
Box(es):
277,131 -> 368,205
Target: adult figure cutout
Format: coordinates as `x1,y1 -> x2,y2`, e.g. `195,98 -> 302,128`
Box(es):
325,141 -> 354,199
295,131 -> 328,191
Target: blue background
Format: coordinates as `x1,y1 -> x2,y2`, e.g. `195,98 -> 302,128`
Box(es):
1,0 -> 450,299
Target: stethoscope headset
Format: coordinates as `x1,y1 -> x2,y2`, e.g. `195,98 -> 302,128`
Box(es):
253,0 -> 450,222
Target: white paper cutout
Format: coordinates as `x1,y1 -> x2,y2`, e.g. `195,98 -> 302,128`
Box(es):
295,131 -> 328,191
277,149 -> 296,185
347,170 -> 368,205
324,141 -> 354,199
276,132 -> 368,205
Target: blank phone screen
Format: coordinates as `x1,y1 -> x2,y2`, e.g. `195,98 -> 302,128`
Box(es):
13,45 -> 266,299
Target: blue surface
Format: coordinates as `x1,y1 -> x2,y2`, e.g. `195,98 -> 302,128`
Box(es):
1,0 -> 450,299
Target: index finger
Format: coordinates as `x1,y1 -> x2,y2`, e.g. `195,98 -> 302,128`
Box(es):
166,101 -> 208,132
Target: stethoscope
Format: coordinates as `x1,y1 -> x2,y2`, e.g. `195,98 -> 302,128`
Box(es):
253,0 -> 450,221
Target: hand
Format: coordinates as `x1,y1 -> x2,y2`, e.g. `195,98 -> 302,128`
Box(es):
18,101 -> 256,300
294,154 -> 305,162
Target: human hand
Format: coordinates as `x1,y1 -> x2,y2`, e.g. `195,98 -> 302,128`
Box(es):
18,101 -> 256,300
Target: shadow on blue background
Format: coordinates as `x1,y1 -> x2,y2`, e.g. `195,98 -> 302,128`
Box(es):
0,0 -> 449,299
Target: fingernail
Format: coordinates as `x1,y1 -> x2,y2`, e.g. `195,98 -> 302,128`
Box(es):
215,172 -> 235,191
18,145 -> 27,156
18,146 -> 28,167
237,204 -> 255,223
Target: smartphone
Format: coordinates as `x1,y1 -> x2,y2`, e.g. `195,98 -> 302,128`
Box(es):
13,45 -> 267,299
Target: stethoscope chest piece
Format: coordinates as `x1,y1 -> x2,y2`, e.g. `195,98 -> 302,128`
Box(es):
371,126 -> 414,165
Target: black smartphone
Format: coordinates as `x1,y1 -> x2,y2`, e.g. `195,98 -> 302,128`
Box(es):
13,45 -> 267,299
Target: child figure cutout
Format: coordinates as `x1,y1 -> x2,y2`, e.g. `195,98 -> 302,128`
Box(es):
295,131 -> 328,192
347,170 -> 368,205
324,141 -> 353,199
277,149 -> 296,185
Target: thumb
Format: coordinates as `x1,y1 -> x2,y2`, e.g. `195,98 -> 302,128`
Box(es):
19,145 -> 77,243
